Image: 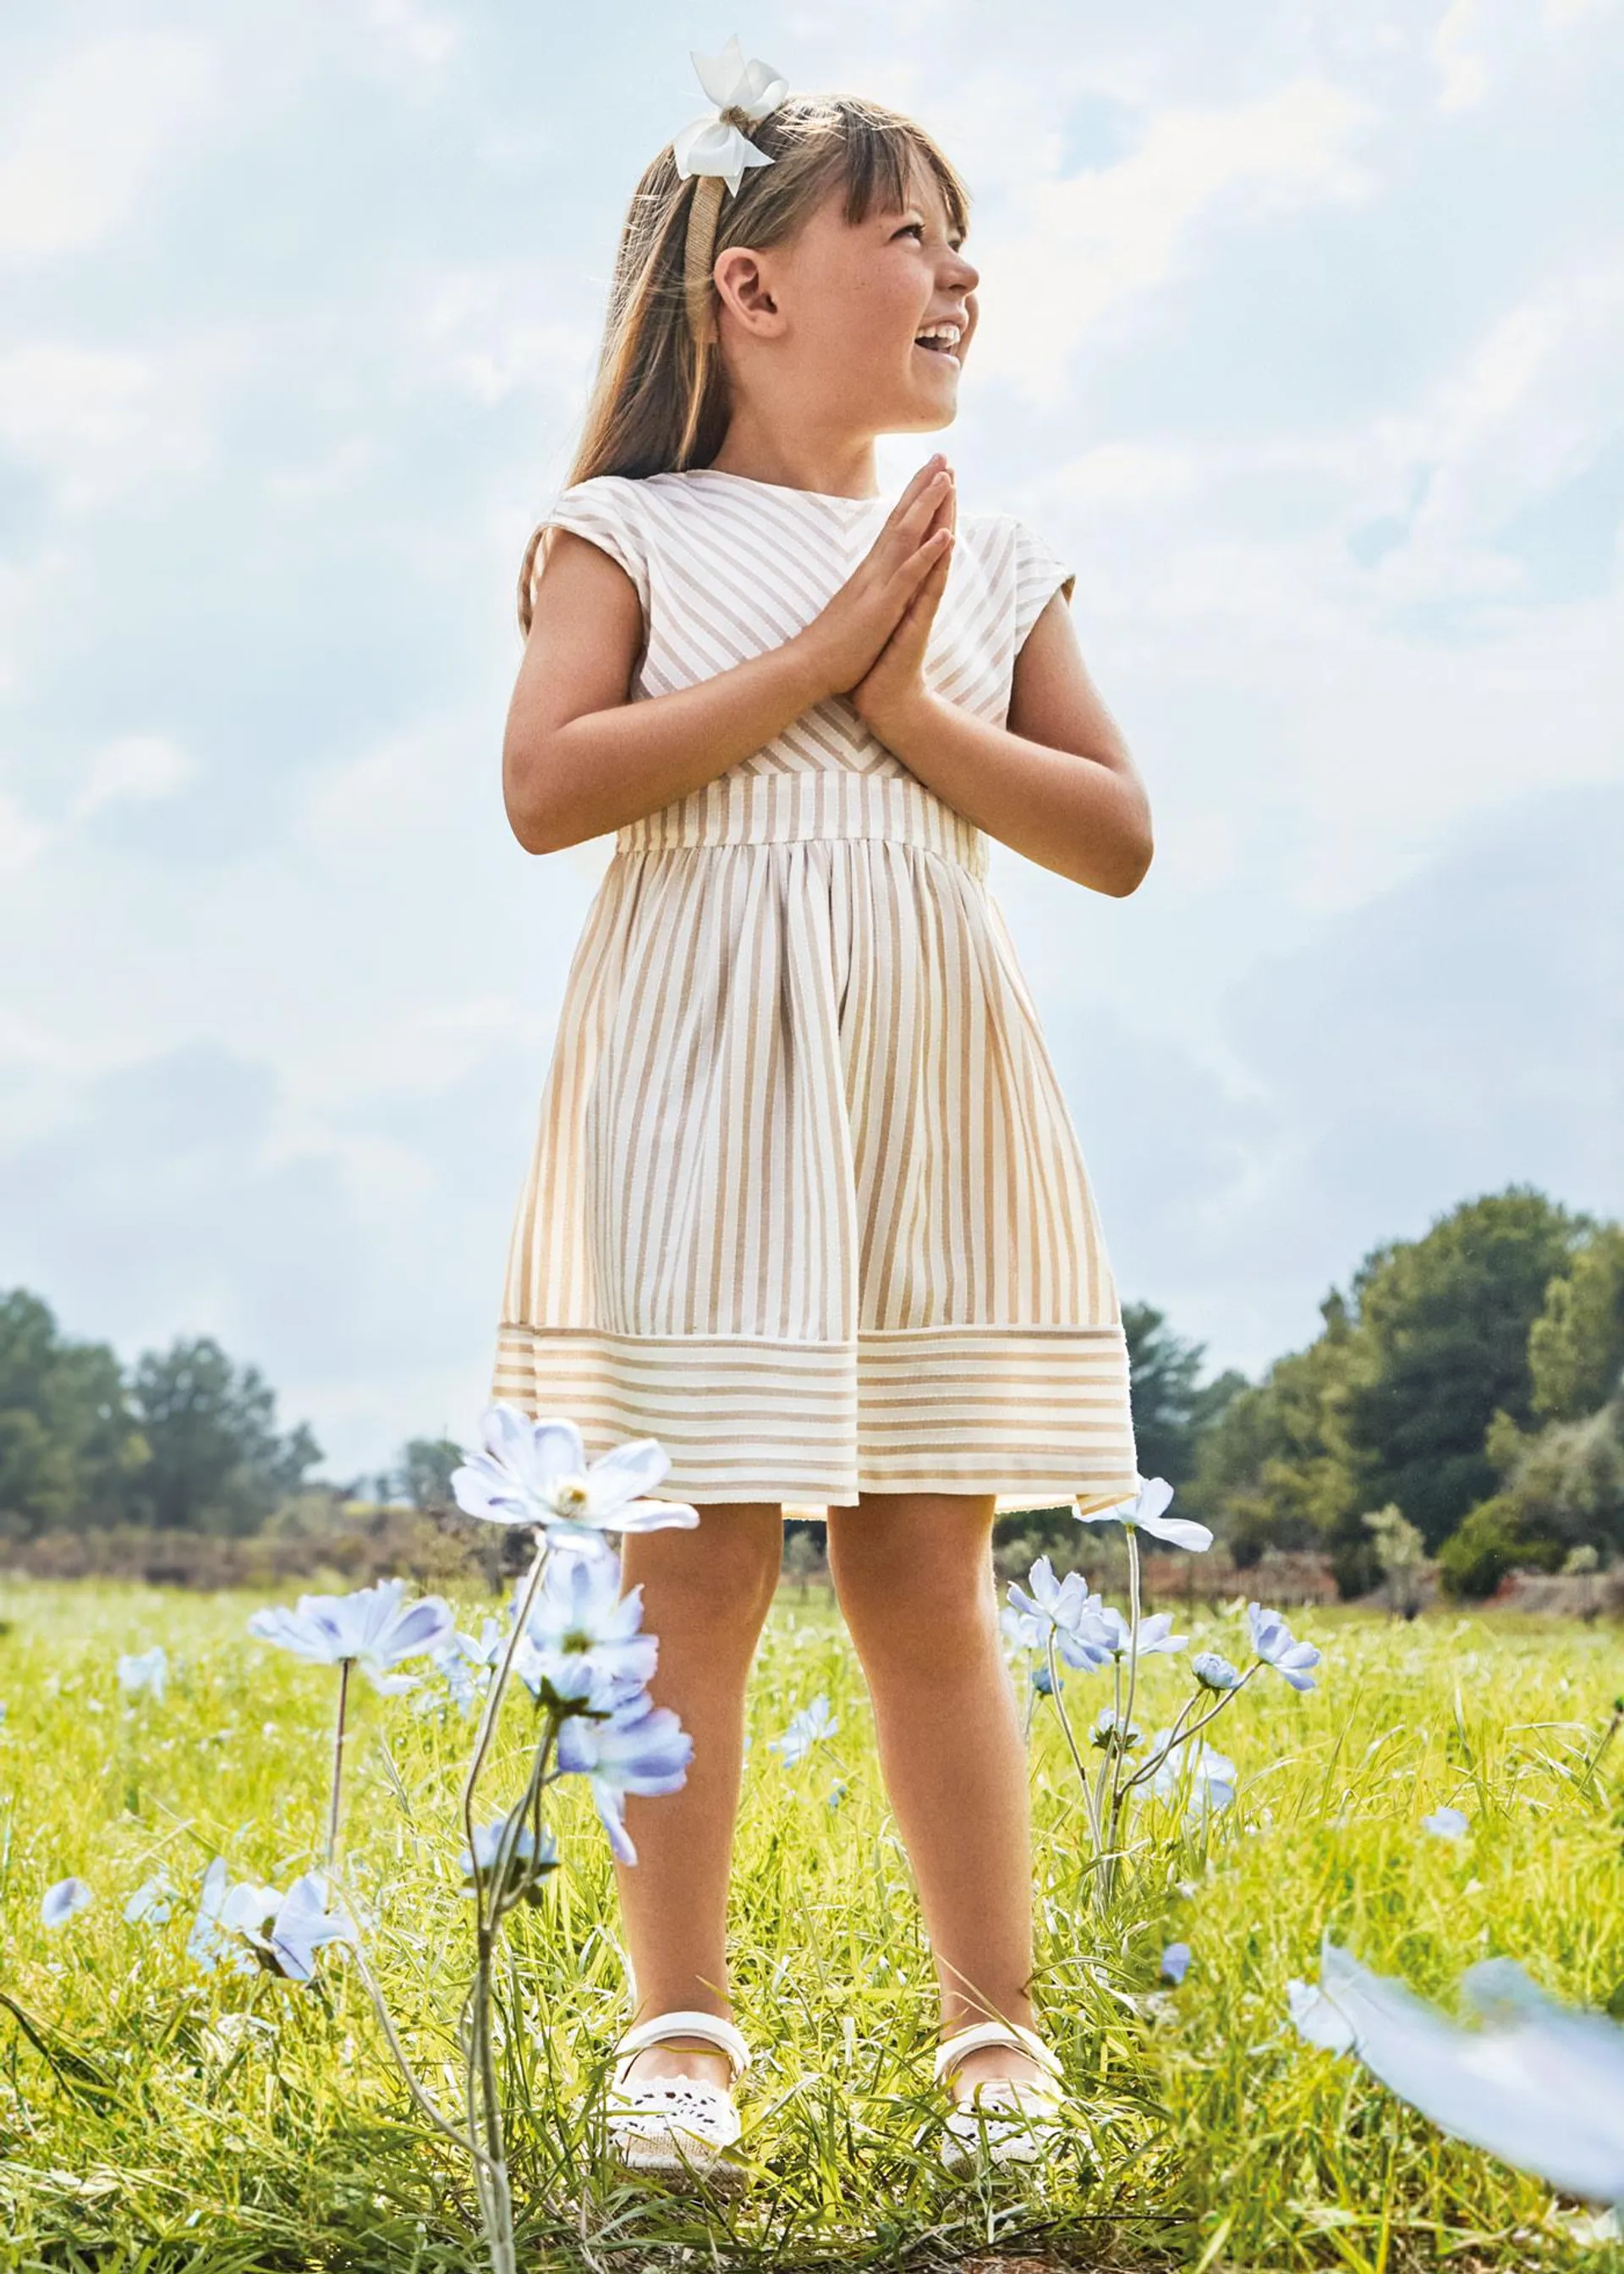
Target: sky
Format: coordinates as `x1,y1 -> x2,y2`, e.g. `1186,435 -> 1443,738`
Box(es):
1,0 -> 1620,1482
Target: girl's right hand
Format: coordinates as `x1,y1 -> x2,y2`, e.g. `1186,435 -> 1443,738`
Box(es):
795,457 -> 956,700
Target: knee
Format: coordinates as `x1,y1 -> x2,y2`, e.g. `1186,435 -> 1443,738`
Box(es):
622,1512 -> 782,1641
831,1541 -> 998,1679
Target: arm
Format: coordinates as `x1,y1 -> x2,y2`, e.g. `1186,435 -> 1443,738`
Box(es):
502,531 -> 830,855
502,460 -> 957,857
859,594 -> 1154,897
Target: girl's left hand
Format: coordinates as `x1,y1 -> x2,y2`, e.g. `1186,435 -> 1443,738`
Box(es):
849,468 -> 954,741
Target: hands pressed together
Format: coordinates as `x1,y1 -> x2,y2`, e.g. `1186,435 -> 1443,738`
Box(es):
797,453 -> 956,744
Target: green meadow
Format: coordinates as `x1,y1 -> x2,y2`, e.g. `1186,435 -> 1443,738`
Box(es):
1,1579 -> 1620,2273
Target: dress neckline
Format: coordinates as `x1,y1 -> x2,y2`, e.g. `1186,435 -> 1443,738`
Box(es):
680,467 -> 892,510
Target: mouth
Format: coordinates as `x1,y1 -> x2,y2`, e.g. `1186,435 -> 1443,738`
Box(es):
914,325 -> 963,363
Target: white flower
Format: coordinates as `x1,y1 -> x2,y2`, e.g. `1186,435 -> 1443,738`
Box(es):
1288,1939 -> 1624,2207
1005,1557 -> 1115,1670
1078,1475 -> 1214,1552
41,1876 -> 94,1928
1160,1942 -> 1193,1986
1423,1805 -> 1470,1841
247,1578 -> 454,1695
1192,1651 -> 1242,1692
117,1645 -> 167,1702
449,1405 -> 700,1553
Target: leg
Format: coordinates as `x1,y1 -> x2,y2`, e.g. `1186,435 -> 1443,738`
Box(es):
612,1502 -> 782,2089
825,1491 -> 1051,2101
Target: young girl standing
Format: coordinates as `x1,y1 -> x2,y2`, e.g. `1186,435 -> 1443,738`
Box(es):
494,41 -> 1151,2182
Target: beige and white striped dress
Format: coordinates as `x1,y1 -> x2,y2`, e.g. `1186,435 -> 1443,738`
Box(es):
491,466 -> 1138,1518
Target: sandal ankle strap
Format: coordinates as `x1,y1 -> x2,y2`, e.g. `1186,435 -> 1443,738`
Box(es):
612,2008 -> 751,2080
933,2019 -> 1065,2086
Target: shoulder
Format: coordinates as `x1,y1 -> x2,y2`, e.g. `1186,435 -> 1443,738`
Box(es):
955,508 -> 1077,651
532,475 -> 659,611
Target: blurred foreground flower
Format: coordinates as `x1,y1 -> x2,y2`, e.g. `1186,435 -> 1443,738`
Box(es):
1289,1938 -> 1624,2207
117,1645 -> 167,1702
248,1579 -> 453,1695
450,1406 -> 700,1552
1080,1475 -> 1214,1552
1160,1942 -> 1193,1986
1424,1805 -> 1470,1840
41,1877 -> 93,1929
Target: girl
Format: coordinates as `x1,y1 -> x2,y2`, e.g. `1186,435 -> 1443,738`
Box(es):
494,44 -> 1151,2182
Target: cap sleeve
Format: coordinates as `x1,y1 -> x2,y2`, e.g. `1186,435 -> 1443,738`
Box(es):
529,475 -> 650,622
1011,515 -> 1077,653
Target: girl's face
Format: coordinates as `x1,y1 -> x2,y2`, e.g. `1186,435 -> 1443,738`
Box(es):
717,162 -> 980,440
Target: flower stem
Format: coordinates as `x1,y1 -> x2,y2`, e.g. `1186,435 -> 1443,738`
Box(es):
326,1658 -> 350,1878
1045,1630 -> 1102,1854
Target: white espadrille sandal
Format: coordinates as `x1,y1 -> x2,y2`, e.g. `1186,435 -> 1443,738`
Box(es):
934,2019 -> 1071,2171
603,2009 -> 753,2188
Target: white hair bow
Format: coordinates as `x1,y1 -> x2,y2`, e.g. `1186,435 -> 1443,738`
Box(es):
672,35 -> 790,198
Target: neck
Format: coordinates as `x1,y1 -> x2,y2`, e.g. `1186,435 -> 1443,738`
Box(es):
705,421 -> 882,501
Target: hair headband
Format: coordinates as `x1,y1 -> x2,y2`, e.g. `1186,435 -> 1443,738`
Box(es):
671,36 -> 790,347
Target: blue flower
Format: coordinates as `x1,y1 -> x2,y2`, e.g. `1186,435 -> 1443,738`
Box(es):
1094,1604 -> 1187,1661
450,1406 -> 700,1554
117,1645 -> 167,1702
123,1870 -> 177,1925
460,1814 -> 562,1899
770,1693 -> 840,1767
1092,1706 -> 1143,1753
1423,1805 -> 1470,1841
513,1550 -> 657,1712
262,1874 -> 354,1984
1192,1651 -> 1242,1693
555,1692 -> 692,1865
1288,1939 -> 1624,2207
1149,1730 -> 1236,1815
1006,1557 -> 1115,1670
1078,1475 -> 1214,1553
1029,1662 -> 1056,1698
187,1858 -> 277,1976
1160,1942 -> 1193,1986
41,1877 -> 93,1929
248,1579 -> 454,1695
1247,1604 -> 1322,1693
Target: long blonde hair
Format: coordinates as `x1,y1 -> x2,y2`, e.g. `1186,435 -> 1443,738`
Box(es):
516,93 -> 970,634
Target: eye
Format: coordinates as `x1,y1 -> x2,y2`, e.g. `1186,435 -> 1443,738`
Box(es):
896,221 -> 925,239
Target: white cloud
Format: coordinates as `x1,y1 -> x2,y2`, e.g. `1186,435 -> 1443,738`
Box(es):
74,733 -> 196,821
1434,0 -> 1490,110
0,789 -> 48,879
0,36 -> 220,262
972,79 -> 1377,399
0,338 -> 231,513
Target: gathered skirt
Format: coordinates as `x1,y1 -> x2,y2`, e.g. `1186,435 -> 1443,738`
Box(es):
491,770 -> 1138,1517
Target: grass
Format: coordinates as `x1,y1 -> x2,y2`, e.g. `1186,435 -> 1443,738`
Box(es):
0,1578 -> 1620,2272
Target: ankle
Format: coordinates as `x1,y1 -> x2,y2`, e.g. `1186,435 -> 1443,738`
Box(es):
619,2041 -> 736,2091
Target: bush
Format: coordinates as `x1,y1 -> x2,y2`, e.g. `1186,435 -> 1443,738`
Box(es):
1436,1497 -> 1565,1601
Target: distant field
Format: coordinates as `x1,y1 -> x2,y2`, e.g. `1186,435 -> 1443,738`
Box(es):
1,1579 -> 1620,2272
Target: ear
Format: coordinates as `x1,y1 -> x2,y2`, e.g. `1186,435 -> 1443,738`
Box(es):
713,245 -> 784,338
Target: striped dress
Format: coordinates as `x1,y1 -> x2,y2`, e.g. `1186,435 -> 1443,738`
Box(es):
491,465 -> 1138,1518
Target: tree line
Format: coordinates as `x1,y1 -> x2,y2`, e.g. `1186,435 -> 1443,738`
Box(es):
3,1181 -> 1620,1599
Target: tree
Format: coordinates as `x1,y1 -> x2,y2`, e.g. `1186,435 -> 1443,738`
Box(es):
1528,1225 -> 1624,1422
1183,1292 -> 1360,1568
1336,1187 -> 1583,1569
1122,1303 -> 1246,1491
1361,1502 -> 1427,1618
0,1288 -> 148,1535
393,1436 -> 464,1512
124,1337 -> 321,1535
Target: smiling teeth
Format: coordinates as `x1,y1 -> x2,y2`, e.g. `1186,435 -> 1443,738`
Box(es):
915,324 -> 962,349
